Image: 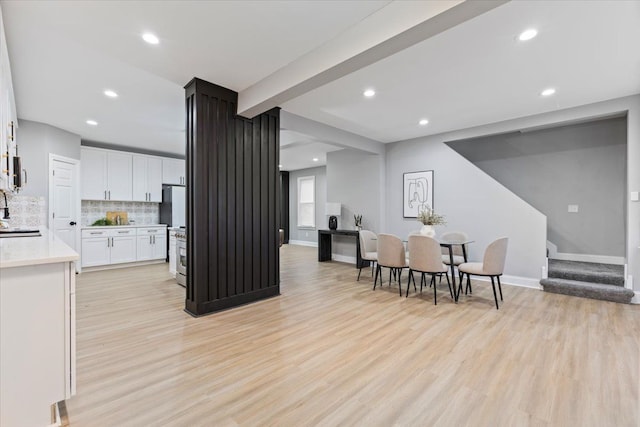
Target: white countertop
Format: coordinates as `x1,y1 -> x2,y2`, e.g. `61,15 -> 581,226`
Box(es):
0,228 -> 79,269
81,224 -> 168,230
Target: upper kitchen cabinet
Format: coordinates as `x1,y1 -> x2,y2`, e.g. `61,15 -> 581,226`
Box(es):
162,158 -> 186,185
81,147 -> 132,201
0,9 -> 17,193
132,155 -> 162,202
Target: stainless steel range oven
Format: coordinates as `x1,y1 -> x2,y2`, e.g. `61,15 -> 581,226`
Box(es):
176,231 -> 186,287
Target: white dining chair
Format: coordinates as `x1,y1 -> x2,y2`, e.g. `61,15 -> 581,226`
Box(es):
458,237 -> 509,309
358,230 -> 378,281
374,233 -> 407,296
407,235 -> 452,304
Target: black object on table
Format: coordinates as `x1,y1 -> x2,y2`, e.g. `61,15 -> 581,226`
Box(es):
318,229 -> 370,269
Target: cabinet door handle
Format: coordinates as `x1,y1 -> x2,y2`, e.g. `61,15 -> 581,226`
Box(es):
107,238 -> 110,248
108,190 -> 111,200
104,190 -> 107,200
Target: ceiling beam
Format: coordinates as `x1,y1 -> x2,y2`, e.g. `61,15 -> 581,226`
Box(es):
238,0 -> 509,118
281,111 -> 384,155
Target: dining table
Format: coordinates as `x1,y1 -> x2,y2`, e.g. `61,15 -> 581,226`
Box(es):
374,235 -> 474,302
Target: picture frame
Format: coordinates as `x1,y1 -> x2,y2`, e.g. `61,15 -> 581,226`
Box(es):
403,170 -> 433,218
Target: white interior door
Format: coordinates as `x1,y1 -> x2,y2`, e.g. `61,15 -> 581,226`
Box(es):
49,155 -> 80,270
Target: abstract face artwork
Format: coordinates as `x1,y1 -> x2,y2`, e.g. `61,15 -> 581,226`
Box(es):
403,170 -> 434,218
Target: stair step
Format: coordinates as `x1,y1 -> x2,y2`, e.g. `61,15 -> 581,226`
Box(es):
547,259 -> 624,286
540,278 -> 634,304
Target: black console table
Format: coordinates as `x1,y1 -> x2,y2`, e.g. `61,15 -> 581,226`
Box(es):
318,229 -> 370,269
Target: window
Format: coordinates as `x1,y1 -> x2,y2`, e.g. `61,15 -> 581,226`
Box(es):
297,176 -> 315,228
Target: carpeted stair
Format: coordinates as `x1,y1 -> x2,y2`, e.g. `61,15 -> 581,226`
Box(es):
540,259 -> 634,304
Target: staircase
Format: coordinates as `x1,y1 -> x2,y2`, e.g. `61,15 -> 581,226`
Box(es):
540,259 -> 634,304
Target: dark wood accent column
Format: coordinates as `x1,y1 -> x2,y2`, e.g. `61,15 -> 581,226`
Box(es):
185,78 -> 280,316
279,171 -> 289,243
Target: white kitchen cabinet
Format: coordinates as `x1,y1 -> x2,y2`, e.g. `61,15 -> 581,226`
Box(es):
169,229 -> 177,276
0,230 -> 77,427
81,147 -> 133,201
81,236 -> 110,267
110,235 -> 137,264
136,226 -> 166,261
0,9 -> 17,193
162,158 -> 186,185
133,155 -> 162,202
81,227 -> 137,267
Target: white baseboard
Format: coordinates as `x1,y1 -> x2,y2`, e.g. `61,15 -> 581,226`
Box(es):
472,274 -> 542,290
288,240 -> 318,248
632,292 -> 640,304
332,254 -> 356,264
551,252 -> 625,265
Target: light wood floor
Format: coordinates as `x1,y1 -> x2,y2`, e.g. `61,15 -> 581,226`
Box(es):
65,245 -> 640,426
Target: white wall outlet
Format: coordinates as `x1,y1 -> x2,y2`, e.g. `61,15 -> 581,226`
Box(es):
631,191 -> 639,202
568,204 -> 579,213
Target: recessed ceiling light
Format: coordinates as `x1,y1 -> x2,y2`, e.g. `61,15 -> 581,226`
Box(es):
86,120 -> 98,126
518,28 -> 538,41
104,90 -> 118,98
142,32 -> 159,45
419,119 -> 429,126
312,158 -> 319,162
278,164 -> 282,168
541,88 -> 556,97
363,89 -> 376,98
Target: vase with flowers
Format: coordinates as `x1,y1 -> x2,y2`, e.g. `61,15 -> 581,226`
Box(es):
417,206 -> 446,237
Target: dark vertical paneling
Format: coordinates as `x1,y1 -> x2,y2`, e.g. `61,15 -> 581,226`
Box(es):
279,171 -> 290,243
185,78 -> 280,316
243,121 -> 253,296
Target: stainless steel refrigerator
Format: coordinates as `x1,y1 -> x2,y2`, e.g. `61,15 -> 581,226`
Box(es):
160,185 -> 186,228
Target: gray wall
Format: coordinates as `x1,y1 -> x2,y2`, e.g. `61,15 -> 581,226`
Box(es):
327,149 -> 381,259
288,166 -> 326,244
447,117 -> 626,257
17,119 -> 81,201
385,136 -> 547,281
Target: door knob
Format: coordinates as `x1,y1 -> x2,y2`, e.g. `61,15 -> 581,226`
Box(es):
69,221 -> 77,226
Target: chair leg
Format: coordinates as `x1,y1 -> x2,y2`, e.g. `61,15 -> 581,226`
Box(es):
432,274 -> 437,305
466,274 -> 471,295
371,262 -> 375,277
420,273 -> 425,293
490,276 -> 499,309
406,270 -> 413,297
357,267 -> 362,281
497,276 -> 503,301
445,273 -> 453,299
373,264 -> 380,290
457,273 -> 464,297
398,269 -> 403,297
388,268 -> 392,286
467,277 -> 473,294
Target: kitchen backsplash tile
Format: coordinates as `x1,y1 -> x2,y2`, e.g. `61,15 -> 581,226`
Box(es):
3,193 -> 47,227
82,200 -> 159,226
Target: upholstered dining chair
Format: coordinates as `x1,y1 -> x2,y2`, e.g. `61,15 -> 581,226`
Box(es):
457,237 -> 509,309
374,233 -> 407,296
358,230 -> 378,281
407,235 -> 452,304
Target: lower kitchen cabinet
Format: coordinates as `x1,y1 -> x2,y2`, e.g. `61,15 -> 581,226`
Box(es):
81,226 -> 166,268
136,227 -> 166,261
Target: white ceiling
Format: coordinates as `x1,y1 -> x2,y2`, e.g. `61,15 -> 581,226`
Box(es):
280,130 -> 343,171
282,0 -> 640,142
2,1 -> 640,169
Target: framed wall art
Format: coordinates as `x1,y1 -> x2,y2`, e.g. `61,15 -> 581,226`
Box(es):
403,170 -> 433,218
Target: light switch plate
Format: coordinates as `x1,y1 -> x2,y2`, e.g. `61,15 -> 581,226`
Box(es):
631,191 -> 639,202
568,204 -> 579,213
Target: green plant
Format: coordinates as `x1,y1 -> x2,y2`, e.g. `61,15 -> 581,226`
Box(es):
92,217 -> 114,226
354,214 -> 362,227
417,207 -> 446,226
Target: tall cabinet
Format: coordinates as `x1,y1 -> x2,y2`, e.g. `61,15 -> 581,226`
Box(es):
0,8 -> 17,193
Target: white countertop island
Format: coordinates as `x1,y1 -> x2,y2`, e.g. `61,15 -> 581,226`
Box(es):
0,228 -> 78,427
0,227 -> 79,268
